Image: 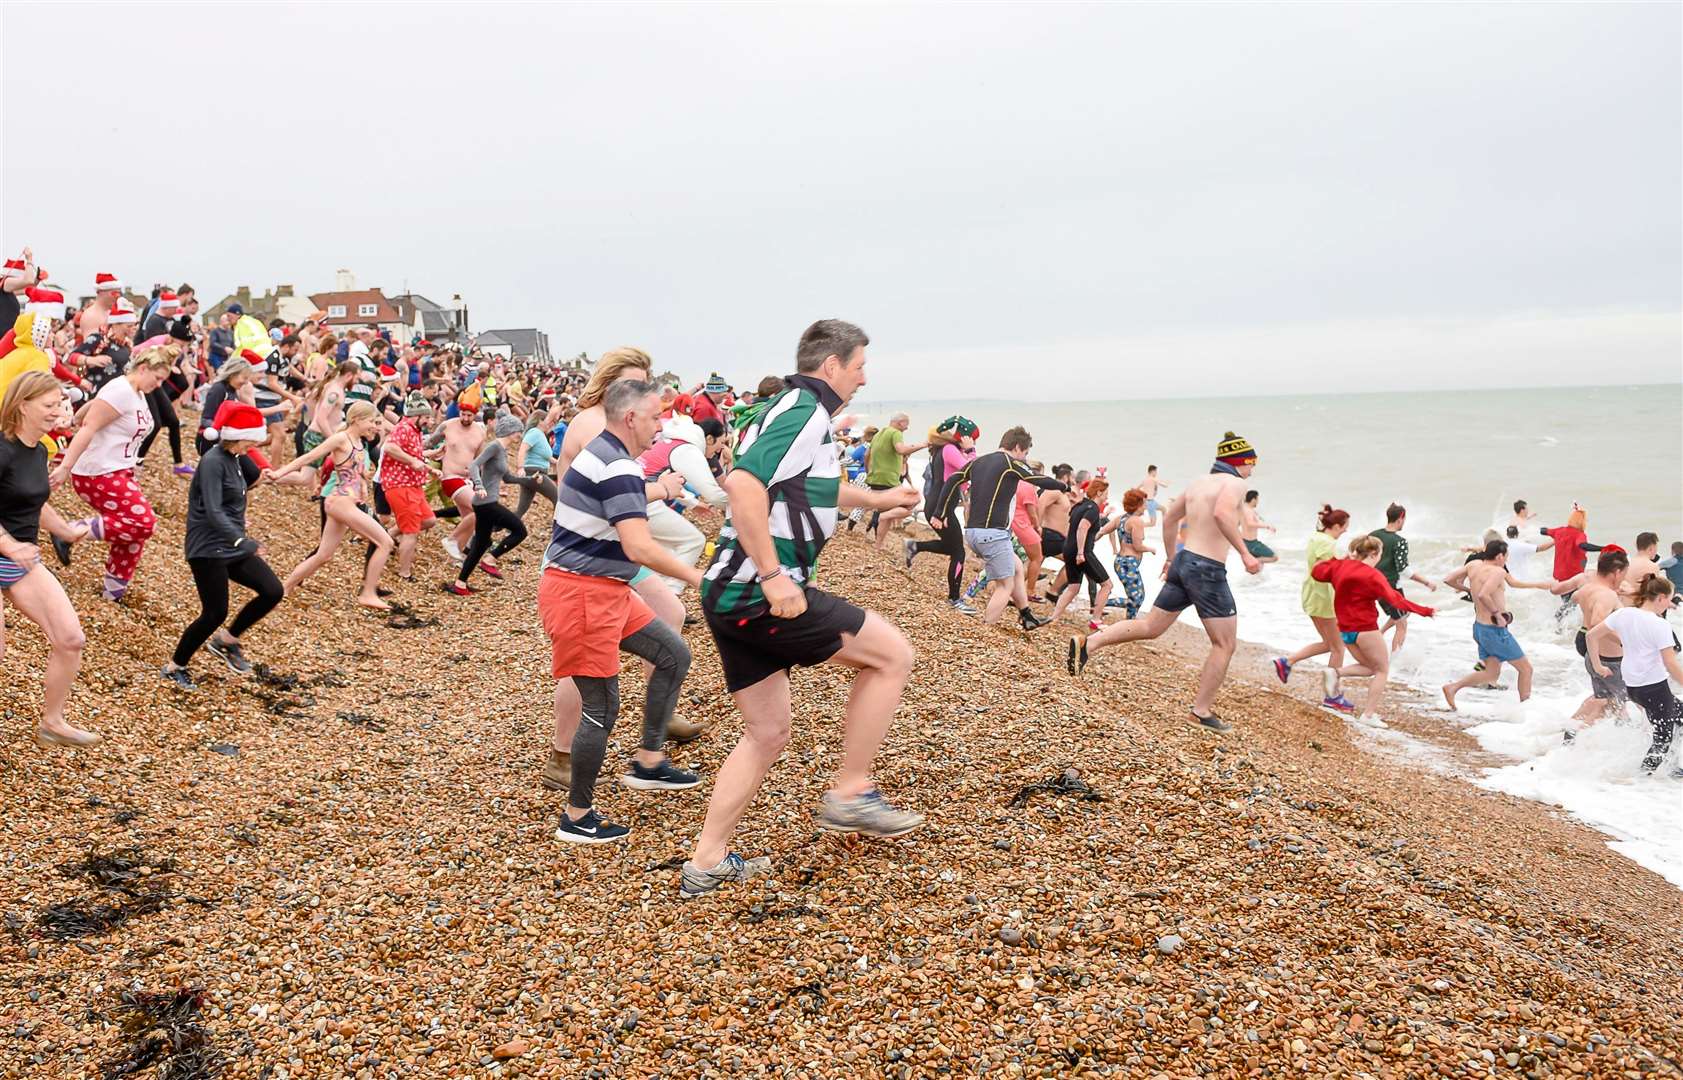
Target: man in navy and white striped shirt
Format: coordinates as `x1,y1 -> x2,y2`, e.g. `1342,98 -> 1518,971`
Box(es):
538,379 -> 705,845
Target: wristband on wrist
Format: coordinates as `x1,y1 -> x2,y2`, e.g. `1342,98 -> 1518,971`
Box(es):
757,565 -> 784,583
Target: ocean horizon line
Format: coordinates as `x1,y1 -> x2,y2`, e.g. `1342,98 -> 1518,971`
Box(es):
853,379 -> 1681,410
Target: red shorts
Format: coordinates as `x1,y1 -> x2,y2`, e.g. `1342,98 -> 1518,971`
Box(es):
537,568 -> 654,678
384,486 -> 436,535
440,476 -> 469,500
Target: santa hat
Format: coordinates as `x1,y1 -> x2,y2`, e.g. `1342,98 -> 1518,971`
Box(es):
238,347 -> 270,373
94,272 -> 123,293
379,364 -> 398,383
204,401 -> 267,443
108,298 -> 138,325
156,290 -> 180,314
2,259 -> 26,283
25,286 -> 65,316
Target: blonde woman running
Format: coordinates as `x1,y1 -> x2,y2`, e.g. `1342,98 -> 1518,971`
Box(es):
268,401 -> 395,611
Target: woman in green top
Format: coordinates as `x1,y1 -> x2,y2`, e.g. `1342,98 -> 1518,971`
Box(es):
1270,505 -> 1356,712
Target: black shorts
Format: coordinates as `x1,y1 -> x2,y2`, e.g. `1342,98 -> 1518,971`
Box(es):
705,587 -> 868,693
1154,550 -> 1236,620
1041,528 -> 1066,554
1063,548 -> 1107,586
1378,598 -> 1409,621
372,481 -> 391,517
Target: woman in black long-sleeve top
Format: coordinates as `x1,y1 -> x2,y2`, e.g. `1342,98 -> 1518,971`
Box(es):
161,402 -> 283,691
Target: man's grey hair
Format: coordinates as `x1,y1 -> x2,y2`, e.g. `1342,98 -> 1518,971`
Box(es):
604,378 -> 658,421
891,412 -> 909,424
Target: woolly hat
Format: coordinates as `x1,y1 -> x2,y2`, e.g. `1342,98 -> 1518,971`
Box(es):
704,373 -> 730,395
168,316 -> 193,343
1215,431 -> 1256,465
156,290 -> 180,314
94,272 -> 123,293
204,401 -> 267,443
494,413 -> 522,438
108,298 -> 138,325
403,391 -> 432,417
227,302 -> 244,315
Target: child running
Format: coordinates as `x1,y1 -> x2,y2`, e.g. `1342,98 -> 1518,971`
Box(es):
1310,534 -> 1436,727
267,401 -> 396,611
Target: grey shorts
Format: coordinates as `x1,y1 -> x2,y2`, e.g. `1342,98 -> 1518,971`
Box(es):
1155,550 -> 1237,620
964,527 -> 1017,580
1586,653 -> 1627,702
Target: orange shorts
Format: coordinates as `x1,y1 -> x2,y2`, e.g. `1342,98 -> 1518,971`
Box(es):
538,568 -> 654,678
384,485 -> 436,535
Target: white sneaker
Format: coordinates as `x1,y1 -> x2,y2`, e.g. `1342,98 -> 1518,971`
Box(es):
1351,713 -> 1389,730
1322,667 -> 1340,698
441,536 -> 463,561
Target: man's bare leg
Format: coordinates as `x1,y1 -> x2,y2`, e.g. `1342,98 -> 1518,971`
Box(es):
1442,659 -> 1502,711
821,613 -> 914,799
874,506 -> 910,550
1193,615 -> 1237,716
1085,605 -> 1177,655
983,578 -> 1014,624
691,672 -> 792,868
1513,656 -> 1534,701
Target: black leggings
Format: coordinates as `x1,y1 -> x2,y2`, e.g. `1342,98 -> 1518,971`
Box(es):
914,517 -> 966,601
137,387 -> 183,465
512,469 -> 557,518
459,501 -> 528,582
173,554 -> 284,667
569,619 -> 691,810
1627,680 -> 1680,772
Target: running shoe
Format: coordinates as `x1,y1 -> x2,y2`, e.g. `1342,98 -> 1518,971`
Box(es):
1272,657 -> 1291,684
160,665 -> 198,692
480,564 -> 504,579
441,536 -> 463,561
816,789 -> 925,837
1187,711 -> 1232,735
679,852 -> 773,900
205,638 -> 252,675
172,464 -> 195,477
443,582 -> 474,597
554,809 -> 630,845
621,758 -> 702,791
1067,635 -> 1089,676
1350,713 -> 1389,730
1321,667 -> 1340,699
1321,695 -> 1356,715
902,539 -> 917,572
1018,607 -> 1050,632
50,534 -> 72,567
951,599 -> 979,616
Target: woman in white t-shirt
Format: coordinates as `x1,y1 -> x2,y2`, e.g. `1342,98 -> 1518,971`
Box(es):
49,342 -> 179,602
1588,575 -> 1683,774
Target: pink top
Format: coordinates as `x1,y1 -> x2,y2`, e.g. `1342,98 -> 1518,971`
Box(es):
1010,480 -> 1039,544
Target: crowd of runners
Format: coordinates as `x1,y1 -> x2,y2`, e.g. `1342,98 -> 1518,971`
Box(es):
3,253 -> 1681,899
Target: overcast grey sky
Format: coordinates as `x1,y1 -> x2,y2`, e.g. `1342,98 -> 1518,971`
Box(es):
4,2 -> 1678,400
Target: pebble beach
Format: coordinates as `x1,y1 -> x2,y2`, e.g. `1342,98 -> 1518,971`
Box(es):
2,465 -> 1681,1079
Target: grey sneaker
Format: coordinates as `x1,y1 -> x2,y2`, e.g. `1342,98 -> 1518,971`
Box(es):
205,638 -> 252,675
679,852 -> 773,900
1188,711 -> 1232,735
951,599 -> 980,616
902,539 -> 918,572
160,665 -> 198,692
817,789 -> 925,838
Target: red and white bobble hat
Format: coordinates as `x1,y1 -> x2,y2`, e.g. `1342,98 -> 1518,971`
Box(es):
203,401 -> 268,443
157,290 -> 180,314
25,286 -> 65,317
94,272 -> 123,293
108,297 -> 138,325
238,347 -> 271,374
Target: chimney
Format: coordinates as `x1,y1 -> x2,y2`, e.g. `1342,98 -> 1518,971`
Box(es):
237,286 -> 251,302
334,269 -> 355,292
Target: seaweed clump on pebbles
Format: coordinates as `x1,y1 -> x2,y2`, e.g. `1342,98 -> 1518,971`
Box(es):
99,988 -> 222,1080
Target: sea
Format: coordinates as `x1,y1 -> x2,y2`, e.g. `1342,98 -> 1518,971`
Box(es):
851,385 -> 1683,887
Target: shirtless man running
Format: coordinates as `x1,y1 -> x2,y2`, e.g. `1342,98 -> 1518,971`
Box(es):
1240,490 -> 1278,565
1551,548 -> 1632,727
1068,432 -> 1262,734
77,273 -> 123,342
1137,465 -> 1168,526
426,403 -> 485,562
1440,540 -> 1553,709
1037,464 -> 1075,599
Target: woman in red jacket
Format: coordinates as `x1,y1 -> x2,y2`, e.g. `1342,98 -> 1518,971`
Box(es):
1311,534 -> 1435,728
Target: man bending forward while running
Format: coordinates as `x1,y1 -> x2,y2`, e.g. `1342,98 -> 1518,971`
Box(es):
1067,431 -> 1262,734
681,319 -> 924,899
